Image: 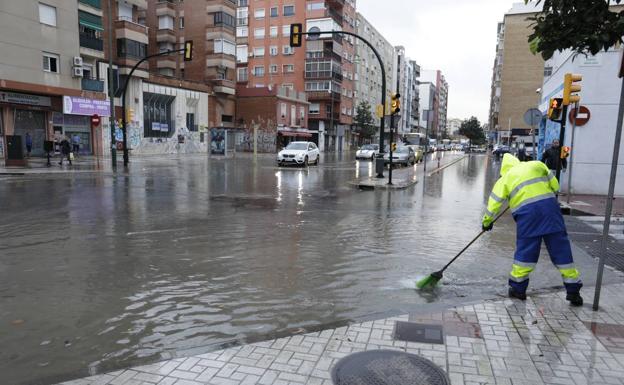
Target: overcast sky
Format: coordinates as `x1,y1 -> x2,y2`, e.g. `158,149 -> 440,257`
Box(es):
356,0 -> 518,124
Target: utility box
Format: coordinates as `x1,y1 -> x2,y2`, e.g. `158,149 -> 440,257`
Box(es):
375,157 -> 385,176
5,135 -> 26,167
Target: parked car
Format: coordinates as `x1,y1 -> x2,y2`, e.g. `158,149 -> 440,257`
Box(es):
405,144 -> 424,163
492,145 -> 510,156
355,144 -> 380,160
277,141 -> 320,166
383,146 -> 416,167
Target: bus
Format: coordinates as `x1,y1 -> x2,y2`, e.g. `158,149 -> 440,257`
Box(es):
403,133 -> 427,146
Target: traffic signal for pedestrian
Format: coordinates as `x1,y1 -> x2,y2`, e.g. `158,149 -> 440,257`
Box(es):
563,73 -> 582,106
391,142 -> 397,152
561,146 -> 571,159
184,41 -> 193,61
391,93 -> 401,115
289,23 -> 302,47
548,98 -> 564,121
126,108 -> 134,122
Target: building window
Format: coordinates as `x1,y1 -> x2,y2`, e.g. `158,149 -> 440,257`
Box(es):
254,8 -> 265,19
253,47 -> 265,57
238,0 -> 248,5
42,52 -> 59,73
270,26 -> 278,38
236,45 -> 248,63
237,26 -> 248,37
270,7 -> 278,17
270,64 -> 278,74
283,64 -> 294,73
179,17 -> 184,29
187,113 -> 196,131
214,39 -> 236,55
237,7 -> 248,25
283,45 -> 294,55
253,66 -> 265,76
309,103 -> 320,114
39,3 -> 57,26
237,67 -> 248,82
117,38 -> 147,59
281,103 -> 287,117
544,66 -> 553,77
283,5 -> 295,16
307,2 -> 324,11
254,28 -> 265,39
159,42 -> 174,53
282,25 -> 290,36
269,46 -> 278,56
282,83 -> 294,90
214,12 -> 235,28
158,68 -> 174,77
158,15 -> 174,30
143,92 -> 175,138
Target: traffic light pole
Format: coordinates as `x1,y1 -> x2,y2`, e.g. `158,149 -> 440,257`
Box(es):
297,30 -> 387,177
119,49 -> 185,167
555,104 -> 569,185
388,113 -> 395,185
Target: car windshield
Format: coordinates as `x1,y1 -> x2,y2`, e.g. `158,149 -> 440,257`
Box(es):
395,147 -> 409,153
361,145 -> 377,150
285,143 -> 308,150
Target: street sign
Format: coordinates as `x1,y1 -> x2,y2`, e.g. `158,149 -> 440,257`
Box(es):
91,114 -> 101,127
376,104 -> 384,118
523,108 -> 542,126
308,26 -> 321,41
569,105 -> 591,126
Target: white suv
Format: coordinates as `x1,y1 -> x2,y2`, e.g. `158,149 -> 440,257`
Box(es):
277,141 -> 320,166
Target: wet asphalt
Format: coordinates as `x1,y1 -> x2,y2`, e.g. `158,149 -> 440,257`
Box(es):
0,151 -> 620,385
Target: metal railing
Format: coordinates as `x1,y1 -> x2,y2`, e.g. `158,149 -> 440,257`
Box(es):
79,34 -> 104,51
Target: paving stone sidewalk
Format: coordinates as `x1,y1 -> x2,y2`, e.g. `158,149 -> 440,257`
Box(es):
59,283 -> 624,385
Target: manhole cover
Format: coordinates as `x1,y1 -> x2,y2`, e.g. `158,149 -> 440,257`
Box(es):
394,321 -> 444,344
331,350 -> 450,385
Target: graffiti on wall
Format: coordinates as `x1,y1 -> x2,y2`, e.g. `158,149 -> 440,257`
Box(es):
128,125 -> 141,149
0,136 -> 4,158
237,129 -> 276,153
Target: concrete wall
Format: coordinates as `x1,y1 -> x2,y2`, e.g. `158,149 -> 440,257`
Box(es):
0,0 -> 81,90
540,48 -> 624,196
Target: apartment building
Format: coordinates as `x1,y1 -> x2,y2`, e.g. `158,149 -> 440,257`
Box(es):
236,0 -> 356,152
420,69 -> 448,138
0,0 -> 110,164
418,81 -> 435,133
391,46 -> 420,135
353,12 -> 394,130
488,2 -> 543,143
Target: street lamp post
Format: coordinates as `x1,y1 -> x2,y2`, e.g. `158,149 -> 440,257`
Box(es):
106,0 -> 116,170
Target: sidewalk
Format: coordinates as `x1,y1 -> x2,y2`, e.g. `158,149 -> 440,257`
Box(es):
58,282 -> 624,385
564,194 -> 624,217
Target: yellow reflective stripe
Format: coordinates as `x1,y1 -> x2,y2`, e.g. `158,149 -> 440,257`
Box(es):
511,192 -> 556,213
509,176 -> 551,199
510,264 -> 534,281
560,267 -> 580,280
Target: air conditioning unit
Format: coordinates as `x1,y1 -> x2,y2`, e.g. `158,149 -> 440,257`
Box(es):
73,56 -> 83,66
248,52 -> 254,57
72,66 -> 84,78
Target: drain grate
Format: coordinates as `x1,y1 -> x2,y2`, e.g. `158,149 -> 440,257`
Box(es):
393,321 -> 444,344
331,350 -> 450,385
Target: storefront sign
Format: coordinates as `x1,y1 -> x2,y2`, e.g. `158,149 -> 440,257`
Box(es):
63,96 -> 110,116
0,91 -> 51,107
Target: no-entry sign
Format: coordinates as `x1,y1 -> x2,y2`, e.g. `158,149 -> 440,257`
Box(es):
91,114 -> 101,127
569,106 -> 591,126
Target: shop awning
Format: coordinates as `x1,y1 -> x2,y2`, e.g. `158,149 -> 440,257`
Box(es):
79,10 -> 103,31
279,131 -> 312,138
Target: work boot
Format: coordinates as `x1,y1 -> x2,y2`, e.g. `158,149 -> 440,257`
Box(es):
566,292 -> 583,307
508,288 -> 527,301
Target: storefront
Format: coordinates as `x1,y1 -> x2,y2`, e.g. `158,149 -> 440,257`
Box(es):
0,90 -> 57,160
62,96 -> 110,156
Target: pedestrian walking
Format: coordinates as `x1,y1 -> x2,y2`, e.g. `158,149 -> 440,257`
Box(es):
72,134 -> 80,155
517,143 -> 527,161
541,139 -> 566,172
482,153 -> 583,306
25,132 -> 32,158
59,135 -> 72,166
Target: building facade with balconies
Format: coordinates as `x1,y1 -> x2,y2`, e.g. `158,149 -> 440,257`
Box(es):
0,0 -> 109,163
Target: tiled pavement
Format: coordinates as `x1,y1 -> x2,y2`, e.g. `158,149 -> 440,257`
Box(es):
60,283 -> 624,385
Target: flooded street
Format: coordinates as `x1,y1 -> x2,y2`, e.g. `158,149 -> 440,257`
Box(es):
0,153 -> 611,384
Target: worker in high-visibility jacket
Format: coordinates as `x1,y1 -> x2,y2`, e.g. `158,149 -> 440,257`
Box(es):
483,153 -> 583,306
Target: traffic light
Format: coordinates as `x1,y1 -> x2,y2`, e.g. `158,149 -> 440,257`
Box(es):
561,146 -> 571,159
563,73 -> 582,106
391,142 -> 397,152
184,41 -> 193,62
289,23 -> 302,47
548,98 -> 564,121
391,93 -> 401,115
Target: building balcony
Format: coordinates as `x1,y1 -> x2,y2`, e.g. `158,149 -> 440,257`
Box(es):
78,0 -> 101,9
304,70 -> 343,82
156,28 -> 177,44
326,0 -> 344,9
307,91 -> 341,101
325,7 -> 343,26
79,34 -> 103,51
115,19 -> 148,44
306,49 -> 342,62
157,57 -> 177,69
212,79 -> 236,95
81,77 -> 105,92
156,0 -> 176,17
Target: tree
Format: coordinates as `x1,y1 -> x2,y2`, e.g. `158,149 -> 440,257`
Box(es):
525,0 -> 624,60
458,117 -> 486,145
354,101 -> 376,142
